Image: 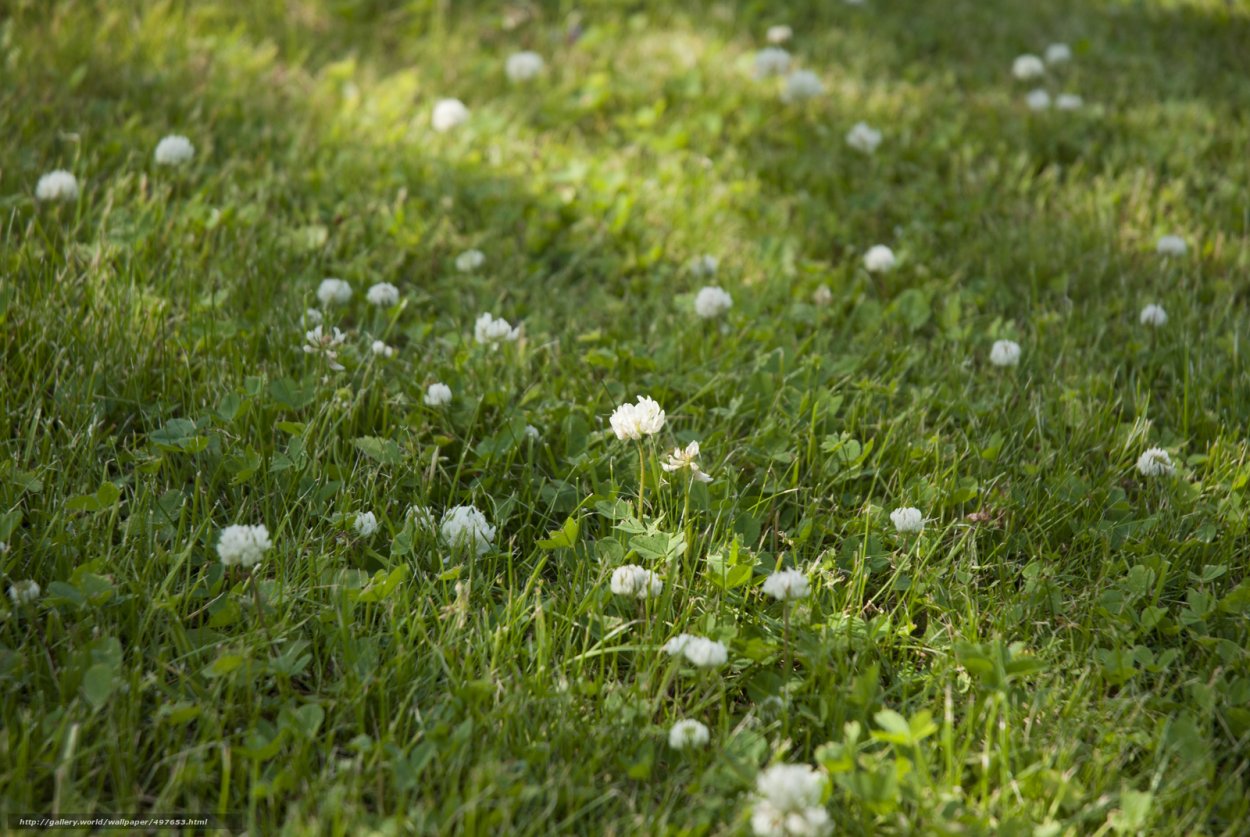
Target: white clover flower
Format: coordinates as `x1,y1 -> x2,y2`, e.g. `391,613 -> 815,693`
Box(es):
890,507 -> 925,534
439,504 -> 495,555
694,286 -> 733,319
1012,54 -> 1046,80
754,47 -> 791,78
1137,447 -> 1174,478
524,424 -> 540,442
610,564 -> 663,599
474,312 -> 521,346
505,51 -> 545,82
366,282 -> 400,307
1045,43 -> 1072,65
371,339 -> 395,357
317,278 -> 353,306
1140,304 -> 1168,327
767,25 -> 793,44
354,511 -> 379,537
455,249 -> 486,272
303,307 -> 323,326
609,396 -> 666,441
845,121 -> 882,154
687,254 -> 719,277
1156,235 -> 1187,256
8,580 -> 40,605
661,441 -> 712,483
669,719 -> 710,750
303,325 -> 346,371
424,383 -> 452,406
762,568 -> 810,601
36,170 -> 79,202
432,98 -> 470,132
863,245 -> 896,273
812,285 -> 834,306
782,70 -> 824,102
406,504 -> 436,530
216,524 -> 272,569
154,135 -> 195,166
664,634 -> 729,668
1055,93 -> 1083,110
1026,89 -> 1051,111
0,542 -> 8,554
751,763 -> 831,837
989,339 -> 1022,367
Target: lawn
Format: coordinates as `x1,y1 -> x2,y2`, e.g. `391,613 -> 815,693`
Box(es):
2,0 -> 1249,833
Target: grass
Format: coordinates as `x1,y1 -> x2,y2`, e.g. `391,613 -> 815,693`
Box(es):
2,0 -> 1249,833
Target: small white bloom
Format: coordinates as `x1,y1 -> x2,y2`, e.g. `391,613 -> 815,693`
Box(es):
610,564 -> 663,599
1045,43 -> 1072,65
609,396 -> 666,441
989,339 -> 1022,367
354,511 -> 379,537
1012,54 -> 1046,80
890,507 -> 925,534
216,524 -> 272,569
664,634 -> 729,668
474,312 -> 521,345
863,245 -> 896,273
0,542 -> 8,554
366,282 -> 400,307
455,249 -> 486,272
154,135 -> 195,166
694,286 -> 733,319
317,278 -> 353,306
424,383 -> 452,406
782,70 -> 824,102
8,580 -> 40,605
303,325 -> 347,371
687,254 -> 719,277
751,801 -> 831,837
1156,235 -> 1187,256
661,441 -> 713,483
371,339 -> 394,357
524,424 -> 540,442
754,47 -> 791,78
845,121 -> 882,154
1026,89 -> 1051,111
1137,447 -> 1174,478
439,504 -> 495,555
505,51 -> 544,82
752,763 -> 830,837
1055,93 -> 1083,110
406,504 -> 436,529
767,25 -> 793,44
1140,304 -> 1168,327
303,307 -> 323,326
36,170 -> 79,202
669,719 -> 710,750
812,285 -> 834,306
432,98 -> 470,132
762,569 -> 810,601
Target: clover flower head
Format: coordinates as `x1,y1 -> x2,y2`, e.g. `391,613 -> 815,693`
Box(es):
424,383 -> 452,406
754,47 -> 791,78
1013,54 -> 1045,80
610,564 -> 663,598
661,441 -> 712,483
863,245 -> 896,273
354,511 -> 378,537
8,580 -> 41,605
1140,304 -> 1168,327
609,396 -> 666,441
890,507 -> 925,534
669,719 -> 710,749
762,568 -> 810,600
474,312 -> 521,345
694,286 -> 733,319
36,170 -> 79,202
782,69 -> 824,102
317,278 -> 353,306
989,339 -> 1022,367
217,524 -> 272,569
432,98 -> 470,132
439,504 -> 496,555
845,121 -> 882,154
154,135 -> 195,166
506,51 -> 545,82
366,282 -> 400,307
1137,447 -> 1174,478
303,325 -> 346,371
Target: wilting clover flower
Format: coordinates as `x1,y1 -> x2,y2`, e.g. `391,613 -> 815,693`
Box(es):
754,47 -> 791,78
1137,447 -> 1174,477
609,396 -> 666,441
664,634 -> 729,668
354,512 -> 378,537
317,278 -> 353,306
474,312 -> 521,346
751,763 -> 832,837
1026,89 -> 1051,110
36,170 -> 79,202
439,505 -> 495,555
424,383 -> 452,406
863,245 -> 896,273
669,719 -> 710,750
812,285 -> 834,306
303,325 -> 346,371
1055,93 -> 1083,110
366,282 -> 400,307
782,70 -> 824,102
1045,43 -> 1072,64
890,507 -> 925,534
610,564 -> 663,599
1140,304 -> 1168,327
455,249 -> 486,272
767,25 -> 793,44
154,135 -> 195,166
687,254 -> 719,277
217,524 -> 272,569
432,98 -> 470,132
845,121 -> 882,154
506,51 -> 544,82
1156,235 -> 1187,256
661,441 -> 712,483
370,340 -> 395,357
1012,54 -> 1045,80
763,569 -> 810,600
694,286 -> 733,319
989,339 -> 1022,367
8,580 -> 41,605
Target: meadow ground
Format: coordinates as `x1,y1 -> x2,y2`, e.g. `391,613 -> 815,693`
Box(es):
2,0 -> 1250,834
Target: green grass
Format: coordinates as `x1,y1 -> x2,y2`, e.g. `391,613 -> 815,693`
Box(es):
2,0 -> 1249,833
